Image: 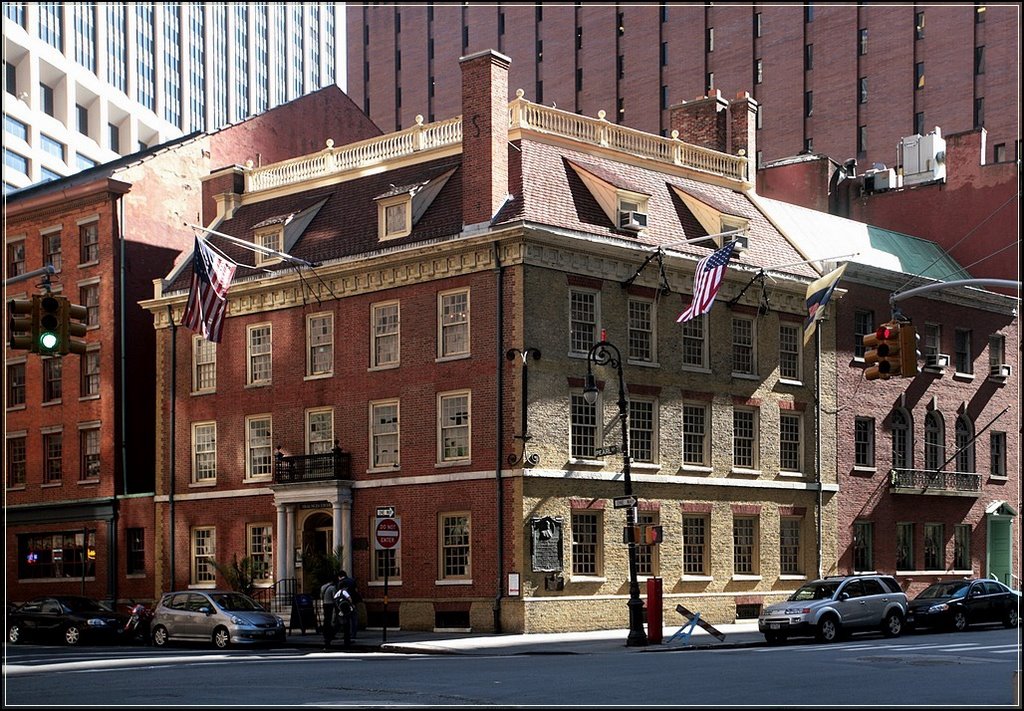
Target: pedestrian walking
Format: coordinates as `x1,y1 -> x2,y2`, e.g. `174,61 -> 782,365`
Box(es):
320,574 -> 340,650
335,571 -> 359,645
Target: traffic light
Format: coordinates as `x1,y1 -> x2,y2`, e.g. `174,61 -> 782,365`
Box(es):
8,297 -> 38,352
642,525 -> 664,545
62,299 -> 89,355
899,324 -> 921,377
37,294 -> 62,355
863,322 -> 902,380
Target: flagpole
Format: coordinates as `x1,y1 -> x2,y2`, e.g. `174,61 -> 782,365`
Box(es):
764,253 -> 859,271
182,220 -> 318,267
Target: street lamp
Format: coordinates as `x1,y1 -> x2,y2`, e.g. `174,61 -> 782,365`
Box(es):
583,339 -> 648,647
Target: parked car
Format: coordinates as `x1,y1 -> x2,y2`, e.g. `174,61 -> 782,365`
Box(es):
150,590 -> 286,649
6,595 -> 127,646
758,574 -> 908,644
906,578 -> 1020,632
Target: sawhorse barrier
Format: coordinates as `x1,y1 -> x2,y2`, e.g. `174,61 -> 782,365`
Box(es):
666,604 -> 727,645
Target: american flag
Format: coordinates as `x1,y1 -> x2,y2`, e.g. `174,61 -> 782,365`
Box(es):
182,236 -> 236,343
676,240 -> 737,323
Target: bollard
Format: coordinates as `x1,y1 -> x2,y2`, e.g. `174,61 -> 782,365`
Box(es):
646,577 -> 663,643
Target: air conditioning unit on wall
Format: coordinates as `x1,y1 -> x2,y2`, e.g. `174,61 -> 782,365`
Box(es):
989,363 -> 1011,379
925,353 -> 950,368
619,210 -> 647,231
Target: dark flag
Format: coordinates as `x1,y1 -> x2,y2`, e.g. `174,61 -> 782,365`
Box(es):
182,236 -> 235,343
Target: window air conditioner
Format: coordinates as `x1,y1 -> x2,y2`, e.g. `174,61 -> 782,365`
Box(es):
925,353 -> 950,368
619,210 -> 647,231
989,363 -> 1011,378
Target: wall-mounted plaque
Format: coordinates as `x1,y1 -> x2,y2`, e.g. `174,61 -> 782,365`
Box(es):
530,516 -> 563,573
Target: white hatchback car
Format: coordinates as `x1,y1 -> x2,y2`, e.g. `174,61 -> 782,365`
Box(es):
150,590 -> 285,649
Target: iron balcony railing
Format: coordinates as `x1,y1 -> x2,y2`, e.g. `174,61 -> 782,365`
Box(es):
274,448 -> 351,484
889,468 -> 982,495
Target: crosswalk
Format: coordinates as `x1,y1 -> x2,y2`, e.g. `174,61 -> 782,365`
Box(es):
750,640 -> 1020,657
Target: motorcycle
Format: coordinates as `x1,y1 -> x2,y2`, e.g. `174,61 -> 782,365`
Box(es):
123,601 -> 154,644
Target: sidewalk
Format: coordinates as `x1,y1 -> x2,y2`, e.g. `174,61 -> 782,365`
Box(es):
286,620 -> 765,655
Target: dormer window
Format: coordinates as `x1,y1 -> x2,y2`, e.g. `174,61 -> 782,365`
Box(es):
379,195 -> 412,240
566,159 -> 651,234
254,226 -> 284,266
720,215 -> 749,251
671,184 -> 749,251
617,194 -> 649,232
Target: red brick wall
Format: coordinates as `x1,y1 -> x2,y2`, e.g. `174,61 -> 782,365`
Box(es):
460,50 -> 510,226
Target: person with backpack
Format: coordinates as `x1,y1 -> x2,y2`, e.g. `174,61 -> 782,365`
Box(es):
320,573 -> 341,650
334,571 -> 360,645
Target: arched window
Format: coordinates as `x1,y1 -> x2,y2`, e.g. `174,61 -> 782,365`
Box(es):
955,415 -> 975,472
924,411 -> 945,471
891,409 -> 912,470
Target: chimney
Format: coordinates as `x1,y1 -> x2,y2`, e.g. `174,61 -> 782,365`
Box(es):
460,49 -> 512,231
201,165 -> 245,224
729,91 -> 759,182
669,90 -> 729,152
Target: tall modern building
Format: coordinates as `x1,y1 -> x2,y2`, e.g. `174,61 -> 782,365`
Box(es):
3,2 -> 345,192
346,3 -> 1019,171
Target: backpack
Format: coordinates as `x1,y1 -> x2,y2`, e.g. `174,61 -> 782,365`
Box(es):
320,581 -> 337,606
334,588 -> 355,616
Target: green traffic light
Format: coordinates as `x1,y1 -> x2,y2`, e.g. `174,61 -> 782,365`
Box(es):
39,331 -> 59,351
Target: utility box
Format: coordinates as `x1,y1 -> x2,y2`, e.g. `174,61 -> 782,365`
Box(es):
900,127 -> 947,186
646,577 -> 663,643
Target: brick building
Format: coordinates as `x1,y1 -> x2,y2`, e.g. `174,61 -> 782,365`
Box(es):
141,50 -> 846,633
346,3 -> 1019,169
4,87 -> 381,605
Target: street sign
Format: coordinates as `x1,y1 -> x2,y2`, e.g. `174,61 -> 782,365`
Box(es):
613,495 -> 637,509
375,506 -> 396,518
374,516 -> 401,551
595,446 -> 619,457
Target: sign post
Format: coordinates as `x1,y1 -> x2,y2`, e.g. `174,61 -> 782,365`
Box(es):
374,512 -> 400,643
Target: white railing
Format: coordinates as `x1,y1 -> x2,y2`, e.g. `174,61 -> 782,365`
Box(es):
244,96 -> 747,194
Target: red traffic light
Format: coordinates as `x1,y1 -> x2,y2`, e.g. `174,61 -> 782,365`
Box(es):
864,321 -> 902,380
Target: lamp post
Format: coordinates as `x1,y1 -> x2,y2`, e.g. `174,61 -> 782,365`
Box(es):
583,339 -> 648,647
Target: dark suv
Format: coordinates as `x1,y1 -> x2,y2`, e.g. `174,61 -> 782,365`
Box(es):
758,574 -> 908,644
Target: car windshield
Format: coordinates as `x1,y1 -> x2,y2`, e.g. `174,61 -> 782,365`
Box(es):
211,593 -> 264,612
917,581 -> 971,599
788,582 -> 841,601
61,598 -> 111,613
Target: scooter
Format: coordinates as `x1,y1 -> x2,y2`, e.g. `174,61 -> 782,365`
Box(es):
123,601 -> 154,644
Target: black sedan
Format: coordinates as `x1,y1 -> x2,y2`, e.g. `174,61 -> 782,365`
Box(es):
7,595 -> 127,646
907,579 -> 1020,632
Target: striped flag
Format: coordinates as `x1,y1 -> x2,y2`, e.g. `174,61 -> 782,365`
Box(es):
182,236 -> 236,343
803,263 -> 847,345
676,241 -> 737,323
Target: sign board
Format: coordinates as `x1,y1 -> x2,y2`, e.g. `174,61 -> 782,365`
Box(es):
595,446 -> 619,457
676,604 -> 727,642
374,516 -> 401,551
375,506 -> 396,518
613,495 -> 637,509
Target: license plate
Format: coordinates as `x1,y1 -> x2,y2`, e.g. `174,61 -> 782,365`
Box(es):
769,623 -> 780,630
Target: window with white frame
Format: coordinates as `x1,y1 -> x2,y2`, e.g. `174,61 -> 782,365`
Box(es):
8,361 -> 26,408
923,323 -> 941,360
923,522 -> 944,570
629,399 -> 656,463
569,289 -> 598,355
990,432 -> 1006,477
682,515 -> 708,574
79,222 -> 99,263
627,298 -> 655,363
43,430 -> 63,483
924,411 -> 945,470
731,316 -> 756,375
371,400 -> 400,468
780,518 -> 801,575
570,392 -> 597,459
373,538 -> 401,581
80,426 -> 100,480
80,282 -> 99,326
192,336 -> 216,392
379,195 -> 412,240
988,333 -> 1005,370
247,524 -> 273,582
733,408 -> 758,469
953,524 -> 970,570
438,289 -> 469,358
254,227 -> 283,266
853,310 -> 873,359
854,417 -> 875,468
439,513 -> 470,579
635,510 -> 659,576
371,301 -> 400,368
896,522 -> 914,569
306,408 -> 334,454
191,527 -> 216,585
192,422 -> 217,483
779,323 -> 801,381
680,315 -> 707,369
43,357 -> 62,402
681,403 -> 708,466
571,509 -> 602,576
307,313 -> 333,377
955,415 -> 974,472
779,413 -> 802,472
43,231 -> 62,272
438,392 -> 470,462
245,415 -> 273,479
733,516 -> 758,575
891,409 -> 912,469
7,434 -> 27,487
954,328 -> 972,373
853,521 -> 873,571
80,349 -> 100,397
247,324 -> 272,385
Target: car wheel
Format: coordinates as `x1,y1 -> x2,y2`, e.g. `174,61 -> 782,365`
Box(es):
1004,608 -> 1018,628
882,610 -> 903,637
64,625 -> 82,646
8,624 -> 22,644
951,610 -> 968,632
152,625 -> 169,647
816,616 -> 840,643
212,626 -> 231,649
764,632 -> 783,645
